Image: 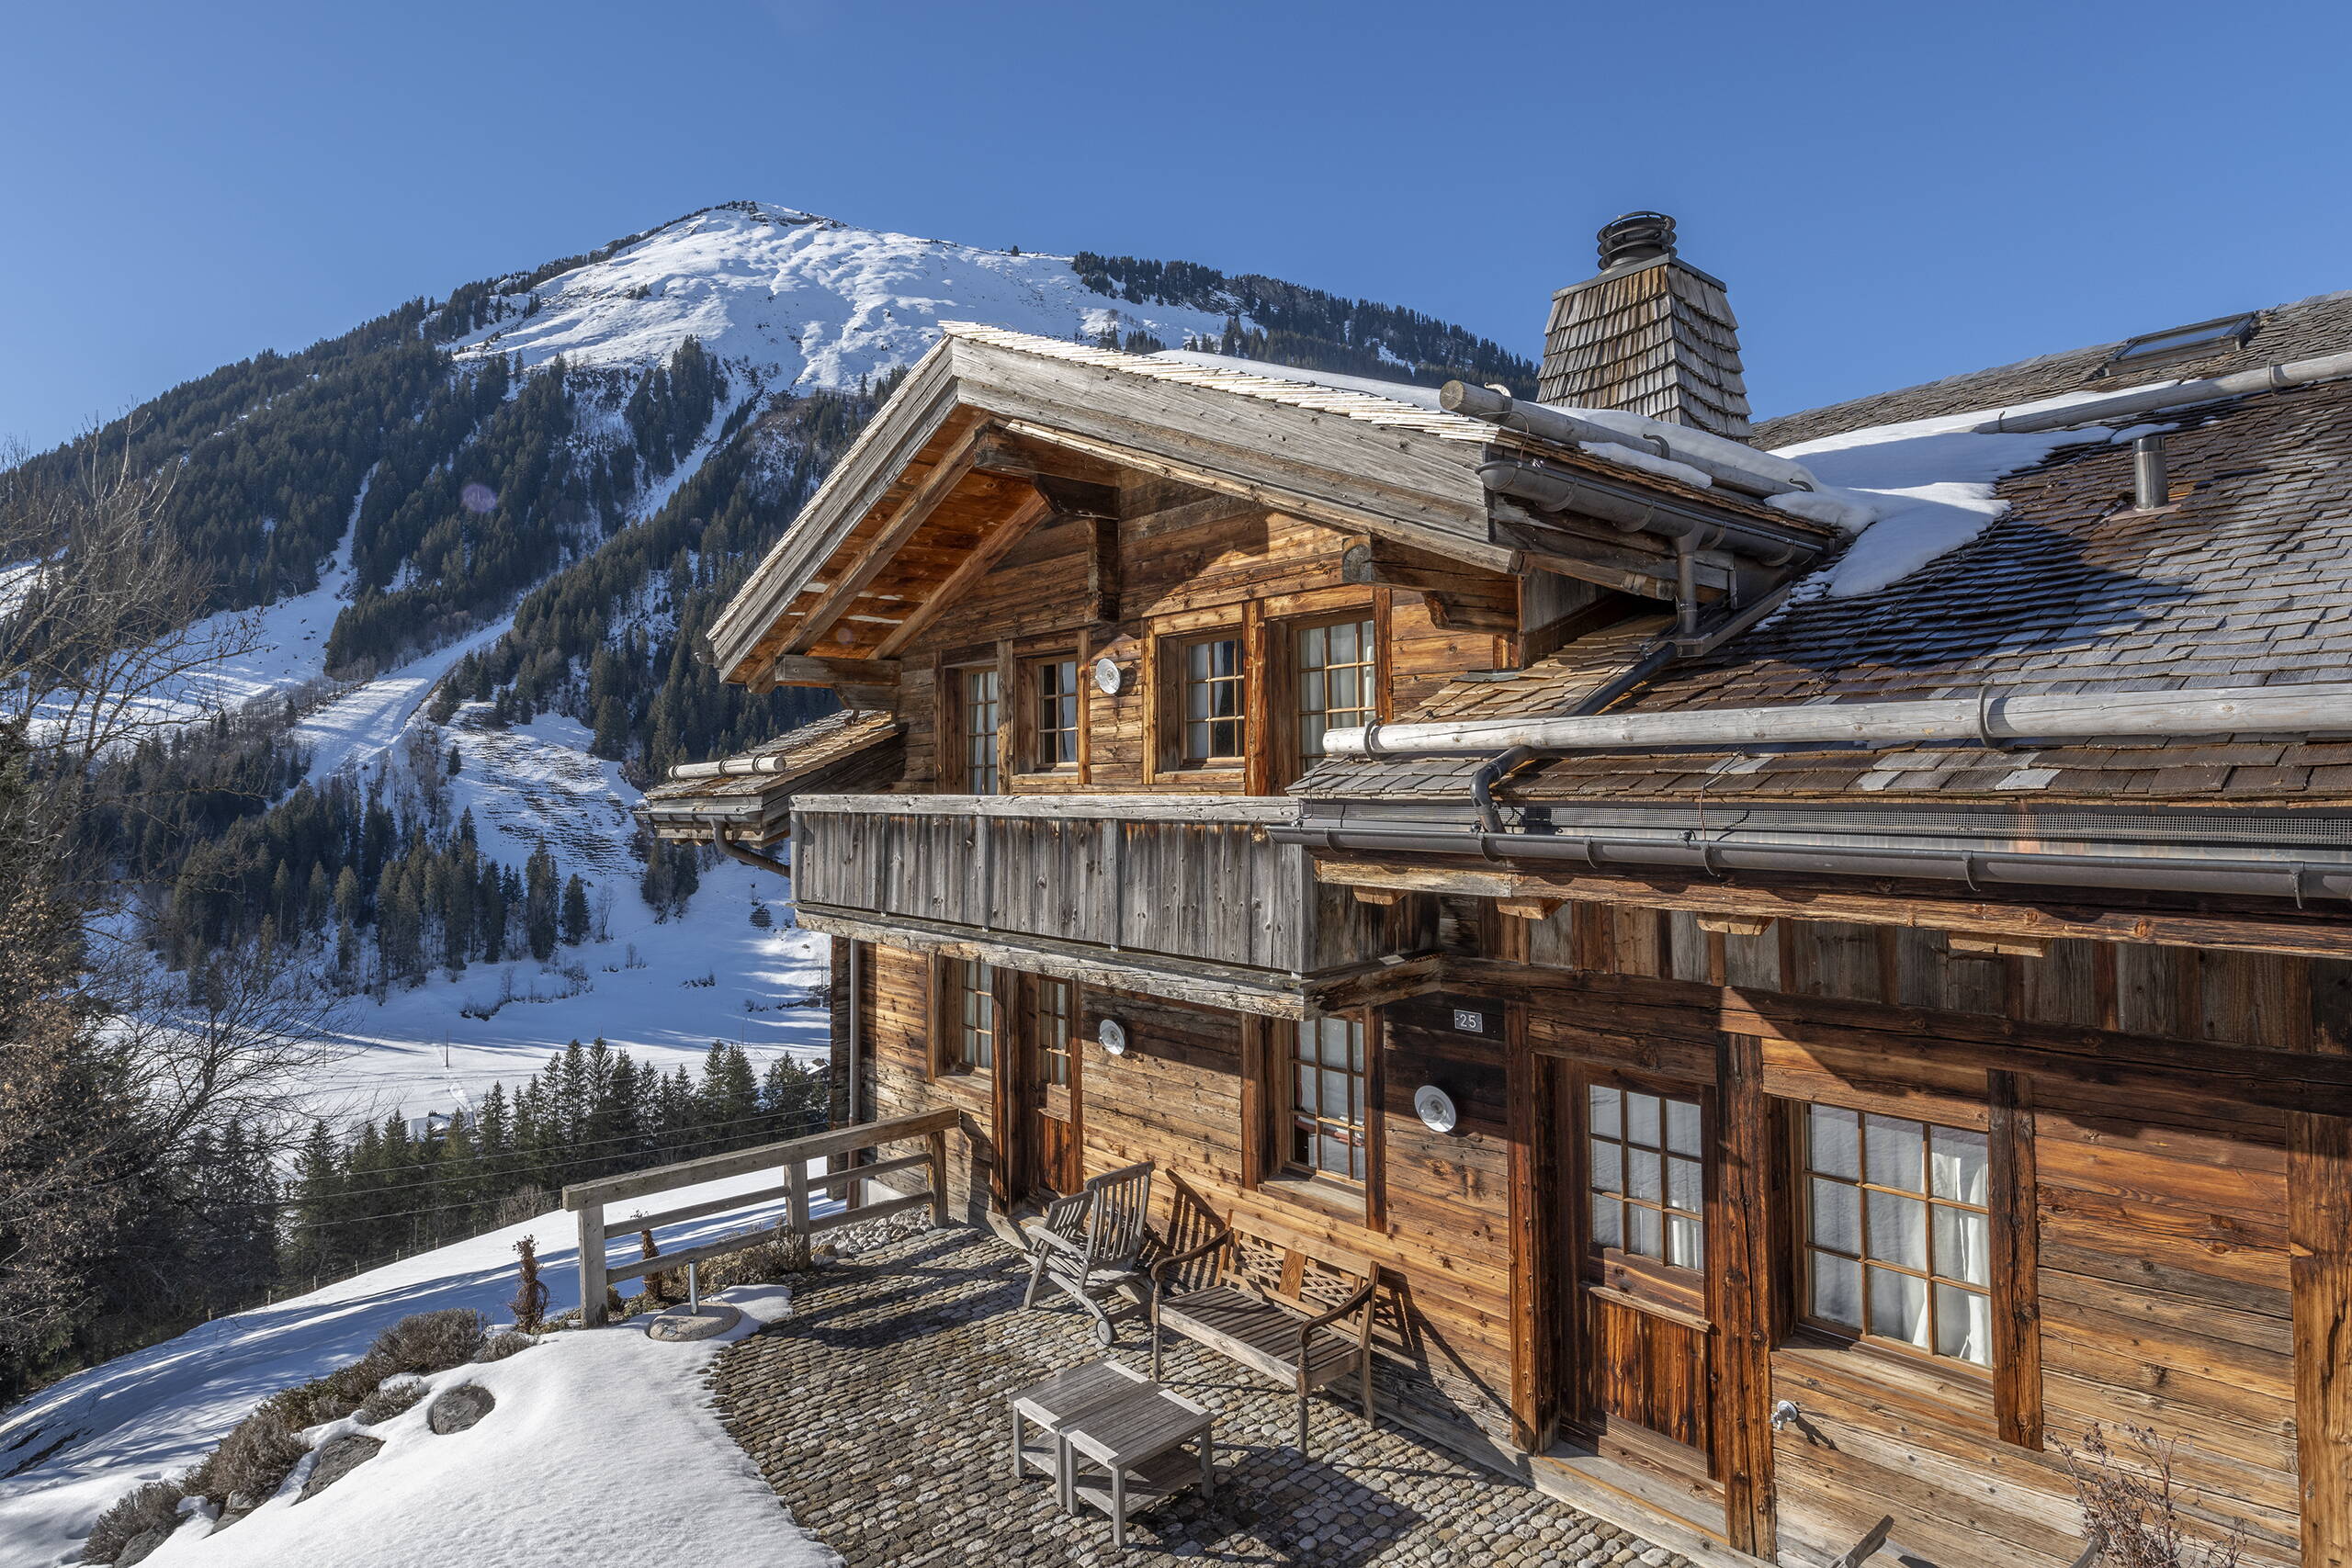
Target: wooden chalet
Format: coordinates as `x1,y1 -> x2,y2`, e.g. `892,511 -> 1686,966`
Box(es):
641,215 -> 2352,1567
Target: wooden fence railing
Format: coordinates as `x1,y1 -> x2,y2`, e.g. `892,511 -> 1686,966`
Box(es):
563,1108 -> 957,1326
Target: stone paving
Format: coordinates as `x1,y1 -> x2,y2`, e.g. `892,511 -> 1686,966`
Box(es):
712,1224 -> 1692,1567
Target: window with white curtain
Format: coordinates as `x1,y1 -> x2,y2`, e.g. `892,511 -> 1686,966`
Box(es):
1802,1105 -> 1992,1367
1587,1085 -> 1705,1271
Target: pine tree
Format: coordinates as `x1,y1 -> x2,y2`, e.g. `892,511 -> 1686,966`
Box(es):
560,874 -> 590,947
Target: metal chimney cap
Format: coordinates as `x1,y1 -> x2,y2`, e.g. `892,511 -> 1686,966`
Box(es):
1598,211 -> 1677,269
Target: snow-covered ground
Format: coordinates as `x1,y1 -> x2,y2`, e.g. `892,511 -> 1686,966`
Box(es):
0,1174 -> 841,1568
452,201 -> 1233,393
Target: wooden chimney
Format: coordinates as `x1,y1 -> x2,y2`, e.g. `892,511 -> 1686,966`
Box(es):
1536,211 -> 1753,441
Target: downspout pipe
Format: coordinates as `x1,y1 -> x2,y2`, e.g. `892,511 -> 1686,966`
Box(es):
1327,682 -> 2352,760
712,825 -> 793,877
1477,458 -> 1813,568
1272,818 -> 2352,905
1442,381 -> 1819,498
1470,746 -> 1538,835
1973,348 -> 2352,434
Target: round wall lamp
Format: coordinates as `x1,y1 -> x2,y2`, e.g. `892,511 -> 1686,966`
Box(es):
1092,656 -> 1125,696
1413,1084 -> 1459,1134
1098,1018 -> 1129,1056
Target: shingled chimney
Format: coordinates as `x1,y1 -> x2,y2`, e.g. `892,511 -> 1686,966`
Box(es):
1536,211 -> 1753,441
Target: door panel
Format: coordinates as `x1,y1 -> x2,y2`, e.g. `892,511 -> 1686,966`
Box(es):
1027,976 -> 1081,1197
1565,1069 -> 1718,1480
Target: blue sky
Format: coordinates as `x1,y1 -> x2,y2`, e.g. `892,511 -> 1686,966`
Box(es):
6,0 -> 2351,451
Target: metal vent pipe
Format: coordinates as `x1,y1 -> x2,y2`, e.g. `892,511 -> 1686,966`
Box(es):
1323,682 -> 2352,759
2133,434 -> 2168,510
1973,349 -> 2352,434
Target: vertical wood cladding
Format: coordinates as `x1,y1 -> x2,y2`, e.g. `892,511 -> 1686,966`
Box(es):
1520,897 -> 2310,1567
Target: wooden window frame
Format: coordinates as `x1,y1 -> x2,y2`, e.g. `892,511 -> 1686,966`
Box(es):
1032,975 -> 1074,1089
1019,652 -> 1083,776
1251,1012 -> 1383,1227
1160,626 -> 1249,773
1287,607 -> 1384,774
1786,1100 -> 1998,1379
938,955 -> 997,1076
944,660 -> 1002,795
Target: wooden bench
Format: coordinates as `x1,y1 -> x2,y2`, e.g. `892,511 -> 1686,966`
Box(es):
1146,1212 -> 1377,1452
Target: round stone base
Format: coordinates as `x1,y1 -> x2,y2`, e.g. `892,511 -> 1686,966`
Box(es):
647,1303 -> 742,1342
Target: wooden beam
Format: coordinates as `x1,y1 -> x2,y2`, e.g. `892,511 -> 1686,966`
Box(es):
765,653 -> 901,689
1505,1012 -> 1555,1453
872,490 -> 1055,659
1086,514 -> 1121,623
791,422 -> 994,649
1457,954 -> 2352,1115
1950,932 -> 2052,958
1353,887 -> 1408,908
1696,913 -> 1774,937
1714,1031 -> 1778,1559
1495,897 -> 1566,920
1988,1071 -> 2043,1451
2292,1109 -> 2352,1568
1313,854 -> 2352,964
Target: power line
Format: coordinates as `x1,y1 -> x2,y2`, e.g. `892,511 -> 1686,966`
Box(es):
306,1105 -> 829,1195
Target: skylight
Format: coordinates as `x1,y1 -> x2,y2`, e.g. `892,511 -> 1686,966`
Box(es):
2098,312 -> 2258,376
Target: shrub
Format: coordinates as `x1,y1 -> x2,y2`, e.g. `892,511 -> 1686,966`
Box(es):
700,1237 -> 800,1292
368,1309 -> 488,1376
2059,1423 -> 2246,1568
182,1404 -> 306,1510
477,1329 -> 535,1362
82,1480 -> 181,1564
356,1377 -> 427,1426
511,1238 -> 549,1333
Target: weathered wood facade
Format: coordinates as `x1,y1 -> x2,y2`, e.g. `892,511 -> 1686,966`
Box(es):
646,302 -> 2352,1566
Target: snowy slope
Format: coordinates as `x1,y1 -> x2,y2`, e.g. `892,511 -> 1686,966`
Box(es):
0,1175 -> 841,1568
301,710 -> 831,1130
451,200 -> 1234,390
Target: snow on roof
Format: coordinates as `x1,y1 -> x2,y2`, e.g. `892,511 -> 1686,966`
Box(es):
941,324 -> 1496,443
1761,383 -> 2161,598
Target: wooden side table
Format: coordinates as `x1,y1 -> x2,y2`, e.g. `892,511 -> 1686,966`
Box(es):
1007,1359 -> 1153,1510
1058,1380 -> 1216,1549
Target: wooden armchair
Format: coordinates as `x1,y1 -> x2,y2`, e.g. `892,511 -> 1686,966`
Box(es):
1148,1213 -> 1378,1452
1021,1161 -> 1155,1346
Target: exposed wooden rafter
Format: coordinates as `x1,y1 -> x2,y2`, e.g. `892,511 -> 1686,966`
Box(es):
870,489 -> 1057,659
788,420 -> 998,652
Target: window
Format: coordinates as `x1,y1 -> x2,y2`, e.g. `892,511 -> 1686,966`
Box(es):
1031,659 -> 1080,771
1180,635 -> 1246,764
1588,1085 -> 1705,1271
2099,312 -> 2257,377
1034,977 -> 1072,1088
952,959 -> 996,1072
959,667 -> 1000,795
1296,616 -> 1376,761
1801,1105 -> 1991,1368
1287,1017 -> 1367,1181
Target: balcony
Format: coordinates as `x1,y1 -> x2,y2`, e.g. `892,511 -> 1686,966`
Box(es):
788,794 -> 1436,1017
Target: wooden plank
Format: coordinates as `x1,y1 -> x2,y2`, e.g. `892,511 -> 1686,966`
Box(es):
796,792 -> 1297,822
576,1201 -> 608,1327
765,653 -> 902,689
2292,1110 -> 2352,1568
1989,1071 -> 2043,1450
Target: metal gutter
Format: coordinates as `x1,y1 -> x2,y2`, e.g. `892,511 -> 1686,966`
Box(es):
1327,682 -> 2352,759
1272,816 -> 2352,905
1973,348 -> 2352,434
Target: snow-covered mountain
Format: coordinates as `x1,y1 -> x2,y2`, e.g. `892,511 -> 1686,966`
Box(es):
444,199 -> 1236,389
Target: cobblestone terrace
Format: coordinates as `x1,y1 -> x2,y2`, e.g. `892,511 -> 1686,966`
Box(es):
712,1225 -> 1691,1568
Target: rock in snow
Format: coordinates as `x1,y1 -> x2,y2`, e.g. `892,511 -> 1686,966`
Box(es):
424,1385 -> 494,1436
296,1433 -> 383,1502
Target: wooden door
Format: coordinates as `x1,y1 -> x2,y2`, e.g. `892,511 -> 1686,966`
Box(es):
1563,1069 -> 1719,1485
1025,976 -> 1082,1197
